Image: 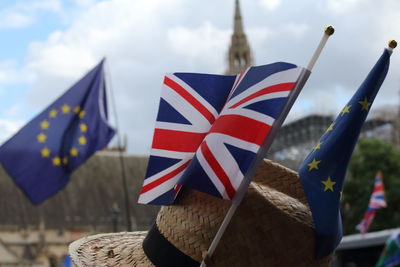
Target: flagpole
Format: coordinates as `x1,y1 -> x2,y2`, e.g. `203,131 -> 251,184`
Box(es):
200,25 -> 335,267
104,59 -> 133,232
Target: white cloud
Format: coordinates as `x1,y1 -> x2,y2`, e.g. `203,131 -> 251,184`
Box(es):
0,119 -> 25,145
3,0 -> 400,155
0,60 -> 32,84
26,0 -> 185,79
326,0 -> 362,13
258,0 -> 282,11
0,60 -> 18,84
2,104 -> 22,117
0,0 -> 61,29
282,23 -> 310,39
71,0 -> 97,8
167,22 -> 230,73
22,0 -> 186,154
0,12 -> 33,29
247,27 -> 274,46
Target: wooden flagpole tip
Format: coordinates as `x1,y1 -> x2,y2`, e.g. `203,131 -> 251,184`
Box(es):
324,25 -> 335,36
388,40 -> 397,49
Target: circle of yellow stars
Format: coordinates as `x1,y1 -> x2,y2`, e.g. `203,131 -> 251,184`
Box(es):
305,96 -> 372,194
37,104 -> 88,167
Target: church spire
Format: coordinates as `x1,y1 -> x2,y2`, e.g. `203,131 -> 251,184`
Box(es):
226,0 -> 253,75
234,0 -> 244,35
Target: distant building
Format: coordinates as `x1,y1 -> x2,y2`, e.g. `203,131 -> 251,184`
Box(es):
268,114 -> 334,169
225,0 -> 253,75
0,152 -> 159,266
268,111 -> 396,170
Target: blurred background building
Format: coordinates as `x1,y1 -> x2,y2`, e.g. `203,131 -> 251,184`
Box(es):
0,152 -> 159,266
268,109 -> 399,170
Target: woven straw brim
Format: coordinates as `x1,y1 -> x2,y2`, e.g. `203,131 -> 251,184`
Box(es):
69,159 -> 331,267
69,231 -> 153,266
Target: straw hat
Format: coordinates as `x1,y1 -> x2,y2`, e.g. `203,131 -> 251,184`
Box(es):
69,159 -> 332,266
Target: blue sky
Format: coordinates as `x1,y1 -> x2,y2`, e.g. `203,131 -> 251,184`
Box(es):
0,0 -> 399,154
0,0 -> 102,138
0,0 -> 79,130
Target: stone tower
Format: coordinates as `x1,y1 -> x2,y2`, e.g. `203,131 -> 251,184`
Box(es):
226,0 -> 253,75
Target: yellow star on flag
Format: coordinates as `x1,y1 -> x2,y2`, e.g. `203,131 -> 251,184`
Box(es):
40,120 -> 50,130
313,141 -> 323,151
70,147 -> 79,157
322,177 -> 336,192
358,97 -> 371,111
63,156 -> 68,165
41,148 -> 50,158
52,156 -> 61,166
74,106 -> 81,113
325,122 -> 334,133
80,123 -> 88,133
307,158 -> 321,171
340,105 -> 351,116
61,104 -> 71,114
79,110 -> 85,119
49,109 -> 57,118
78,136 -> 87,146
37,133 -> 47,143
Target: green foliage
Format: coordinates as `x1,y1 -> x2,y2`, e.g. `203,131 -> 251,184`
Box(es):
342,138 -> 400,235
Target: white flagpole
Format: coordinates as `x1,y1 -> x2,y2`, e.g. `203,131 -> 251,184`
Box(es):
200,25 -> 335,267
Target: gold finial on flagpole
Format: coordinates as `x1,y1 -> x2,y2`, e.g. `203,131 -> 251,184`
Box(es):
388,40 -> 397,49
324,25 -> 335,36
306,25 -> 335,71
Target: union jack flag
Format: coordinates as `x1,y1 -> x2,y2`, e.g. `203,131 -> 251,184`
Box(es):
139,62 -> 305,205
356,171 -> 387,234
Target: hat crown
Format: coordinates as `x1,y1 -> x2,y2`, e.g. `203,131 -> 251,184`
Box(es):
69,160 -> 332,266
154,160 -> 330,266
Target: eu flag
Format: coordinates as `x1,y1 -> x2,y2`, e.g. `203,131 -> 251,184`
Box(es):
0,60 -> 115,204
299,49 -> 391,258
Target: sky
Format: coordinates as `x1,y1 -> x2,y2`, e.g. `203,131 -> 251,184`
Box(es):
0,0 -> 399,155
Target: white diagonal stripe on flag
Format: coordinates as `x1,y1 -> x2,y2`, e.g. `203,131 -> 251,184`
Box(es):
162,82 -> 212,129
138,175 -> 181,204
196,147 -> 231,200
155,121 -> 209,133
227,67 -> 302,106
142,160 -> 188,186
150,148 -> 195,160
166,74 -> 219,119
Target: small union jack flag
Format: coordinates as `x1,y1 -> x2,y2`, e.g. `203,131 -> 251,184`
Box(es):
356,171 -> 387,234
138,62 -> 305,205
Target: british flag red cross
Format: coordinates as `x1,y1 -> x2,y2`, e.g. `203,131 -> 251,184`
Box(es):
139,62 -> 304,205
357,171 -> 387,234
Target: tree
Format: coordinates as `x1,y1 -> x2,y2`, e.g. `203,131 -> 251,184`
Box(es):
342,138 -> 400,235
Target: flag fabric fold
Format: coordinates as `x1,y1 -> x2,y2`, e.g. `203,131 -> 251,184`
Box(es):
0,60 -> 115,204
139,62 -> 305,205
356,171 -> 387,234
376,231 -> 400,267
298,49 -> 391,259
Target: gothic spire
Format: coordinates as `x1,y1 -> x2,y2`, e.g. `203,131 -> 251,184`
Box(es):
234,0 -> 244,35
226,0 -> 253,75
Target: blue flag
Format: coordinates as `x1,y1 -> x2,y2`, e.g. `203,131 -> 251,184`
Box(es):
299,49 -> 391,258
0,60 -> 115,204
60,255 -> 72,267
